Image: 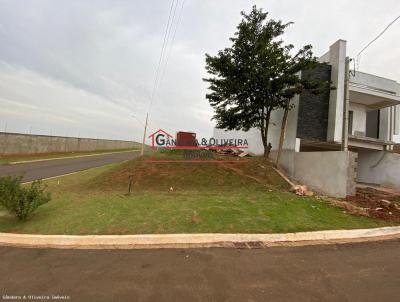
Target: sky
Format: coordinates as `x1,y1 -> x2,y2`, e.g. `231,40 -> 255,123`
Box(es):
0,0 -> 399,143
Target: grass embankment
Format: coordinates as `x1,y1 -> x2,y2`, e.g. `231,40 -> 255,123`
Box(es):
0,148 -> 137,165
0,151 -> 395,234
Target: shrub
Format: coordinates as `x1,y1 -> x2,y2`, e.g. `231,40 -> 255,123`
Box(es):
0,176 -> 51,220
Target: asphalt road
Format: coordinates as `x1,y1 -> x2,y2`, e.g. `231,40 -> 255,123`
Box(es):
0,240 -> 399,302
0,151 -> 140,183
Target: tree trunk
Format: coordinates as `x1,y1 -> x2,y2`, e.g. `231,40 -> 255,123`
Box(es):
276,101 -> 290,168
262,111 -> 271,158
263,146 -> 269,157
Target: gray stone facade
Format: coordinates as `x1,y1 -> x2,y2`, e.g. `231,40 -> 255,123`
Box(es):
296,64 -> 332,141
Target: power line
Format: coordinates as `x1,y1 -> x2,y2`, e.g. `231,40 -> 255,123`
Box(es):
356,14 -> 400,70
131,115 -> 145,127
156,0 -> 186,99
132,0 -> 176,151
149,0 -> 180,113
131,114 -> 155,130
148,0 -> 179,112
136,0 -> 182,152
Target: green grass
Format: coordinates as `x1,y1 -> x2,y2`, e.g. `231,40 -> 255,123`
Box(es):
0,148 -> 138,165
0,152 -> 396,234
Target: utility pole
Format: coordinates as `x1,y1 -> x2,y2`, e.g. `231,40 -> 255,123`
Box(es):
141,112 -> 148,156
341,57 -> 351,151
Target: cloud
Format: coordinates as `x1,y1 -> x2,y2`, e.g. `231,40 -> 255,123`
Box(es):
0,62 -> 140,139
0,0 -> 399,142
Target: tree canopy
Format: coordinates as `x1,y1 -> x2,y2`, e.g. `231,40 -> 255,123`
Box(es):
204,6 -> 328,155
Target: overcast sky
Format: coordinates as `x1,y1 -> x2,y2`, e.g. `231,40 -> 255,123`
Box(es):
0,0 -> 399,142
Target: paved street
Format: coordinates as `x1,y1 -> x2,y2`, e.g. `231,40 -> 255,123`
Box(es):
0,151 -> 140,183
0,239 -> 399,302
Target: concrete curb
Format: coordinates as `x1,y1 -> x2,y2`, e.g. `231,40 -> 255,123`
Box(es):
8,149 -> 139,165
0,226 -> 399,249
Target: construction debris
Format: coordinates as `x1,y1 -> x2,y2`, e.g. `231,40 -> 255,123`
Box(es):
238,151 -> 250,157
271,166 -> 315,197
212,147 -> 253,157
291,185 -> 314,197
230,148 -> 241,154
305,190 -> 314,197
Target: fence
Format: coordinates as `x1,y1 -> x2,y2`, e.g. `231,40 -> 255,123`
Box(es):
0,132 -> 140,155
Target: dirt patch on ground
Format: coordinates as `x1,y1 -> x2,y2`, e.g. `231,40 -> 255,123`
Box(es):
346,187 -> 400,221
87,153 -> 288,193
221,158 -> 290,190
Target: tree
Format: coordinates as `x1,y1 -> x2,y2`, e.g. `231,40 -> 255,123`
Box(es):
204,6 -> 328,157
0,176 -> 51,221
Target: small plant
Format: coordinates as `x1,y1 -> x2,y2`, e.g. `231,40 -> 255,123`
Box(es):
0,176 -> 51,220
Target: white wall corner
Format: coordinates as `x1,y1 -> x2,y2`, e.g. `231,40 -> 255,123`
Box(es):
295,138 -> 300,152
394,105 -> 400,135
325,39 -> 347,143
379,108 -> 390,141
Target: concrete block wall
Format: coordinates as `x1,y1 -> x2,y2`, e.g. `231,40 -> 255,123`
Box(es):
293,151 -> 356,198
269,150 -> 296,176
357,150 -> 400,190
0,132 -> 140,155
271,150 -> 356,198
347,152 -> 358,196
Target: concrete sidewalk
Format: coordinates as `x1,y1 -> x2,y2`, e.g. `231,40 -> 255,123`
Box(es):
1,226 -> 399,249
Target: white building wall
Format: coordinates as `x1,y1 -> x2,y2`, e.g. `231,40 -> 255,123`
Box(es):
349,72 -> 400,144
213,127 -> 264,155
319,39 -> 346,143
380,108 -> 390,142
348,101 -> 398,143
394,105 -> 400,142
213,96 -> 300,155
396,80 -> 400,141
351,71 -> 399,93
268,95 -> 300,151
349,102 -> 366,135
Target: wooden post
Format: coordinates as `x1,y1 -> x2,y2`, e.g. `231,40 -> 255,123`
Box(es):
128,176 -> 133,194
141,113 -> 148,156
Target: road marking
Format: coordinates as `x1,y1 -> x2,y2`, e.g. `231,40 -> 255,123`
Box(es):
21,160 -> 131,184
8,149 -> 139,165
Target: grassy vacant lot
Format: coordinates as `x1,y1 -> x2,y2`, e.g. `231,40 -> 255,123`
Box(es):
0,151 -> 395,234
0,148 -> 137,165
